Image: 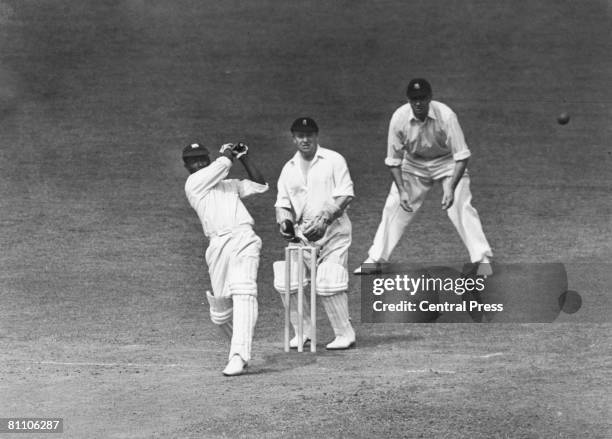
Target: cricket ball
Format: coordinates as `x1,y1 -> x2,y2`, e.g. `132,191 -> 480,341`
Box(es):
557,112 -> 570,125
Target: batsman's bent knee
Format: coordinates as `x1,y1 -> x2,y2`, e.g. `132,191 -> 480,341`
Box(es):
316,261 -> 348,296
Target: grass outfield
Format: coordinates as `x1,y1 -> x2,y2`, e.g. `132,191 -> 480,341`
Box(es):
0,1 -> 610,438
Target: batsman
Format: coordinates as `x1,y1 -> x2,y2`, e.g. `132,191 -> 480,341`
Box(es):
183,141 -> 267,376
274,117 -> 356,350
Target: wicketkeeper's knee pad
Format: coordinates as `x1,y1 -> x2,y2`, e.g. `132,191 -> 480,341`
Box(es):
273,260 -> 309,293
316,261 -> 348,296
228,257 -> 259,297
206,290 -> 233,325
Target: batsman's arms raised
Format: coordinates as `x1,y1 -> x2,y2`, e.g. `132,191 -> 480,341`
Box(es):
302,195 -> 353,242
441,158 -> 468,210
387,164 -> 413,212
238,154 -> 266,185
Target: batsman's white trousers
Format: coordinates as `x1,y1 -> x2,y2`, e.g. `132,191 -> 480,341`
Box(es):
367,173 -> 492,263
205,226 -> 261,362
206,226 -> 261,299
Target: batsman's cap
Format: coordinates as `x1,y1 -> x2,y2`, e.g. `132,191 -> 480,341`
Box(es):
290,117 -> 319,133
406,78 -> 432,99
182,143 -> 210,160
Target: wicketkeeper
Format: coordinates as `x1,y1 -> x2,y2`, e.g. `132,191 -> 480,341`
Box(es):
183,141 -> 267,376
274,117 -> 356,350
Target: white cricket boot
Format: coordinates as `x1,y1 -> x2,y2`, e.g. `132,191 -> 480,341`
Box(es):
353,257 -> 383,275
223,354 -> 247,376
476,256 -> 493,277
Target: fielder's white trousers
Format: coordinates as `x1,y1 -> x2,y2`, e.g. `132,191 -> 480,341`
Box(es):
367,173 -> 492,263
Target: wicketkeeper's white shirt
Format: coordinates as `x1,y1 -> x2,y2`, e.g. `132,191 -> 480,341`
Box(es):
185,157 -> 269,238
275,146 -> 354,224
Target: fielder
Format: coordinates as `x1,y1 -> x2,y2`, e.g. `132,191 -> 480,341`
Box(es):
354,78 -> 493,275
274,117 -> 356,350
183,141 -> 267,376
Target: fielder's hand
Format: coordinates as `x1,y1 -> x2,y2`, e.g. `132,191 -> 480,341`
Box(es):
399,189 -> 413,212
302,215 -> 329,242
279,219 -> 300,243
441,185 -> 454,210
232,142 -> 249,159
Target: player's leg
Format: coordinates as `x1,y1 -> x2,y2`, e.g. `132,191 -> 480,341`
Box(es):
224,233 -> 261,376
273,253 -> 312,349
444,175 -> 493,272
317,219 -> 356,350
356,174 -> 432,273
205,291 -> 233,339
205,237 -> 233,339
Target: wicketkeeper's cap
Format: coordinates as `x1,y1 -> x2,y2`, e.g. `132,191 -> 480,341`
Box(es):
290,117 -> 319,133
182,143 -> 210,160
406,78 -> 432,99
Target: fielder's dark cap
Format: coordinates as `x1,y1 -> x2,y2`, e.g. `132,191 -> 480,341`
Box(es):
290,117 -> 319,133
406,78 -> 432,99
182,143 -> 210,160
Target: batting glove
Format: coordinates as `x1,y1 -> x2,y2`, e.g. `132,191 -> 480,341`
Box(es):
232,142 -> 249,159
219,143 -> 234,155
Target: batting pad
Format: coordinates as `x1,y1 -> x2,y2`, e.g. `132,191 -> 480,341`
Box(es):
278,287 -> 312,337
228,256 -> 259,296
316,261 -> 349,295
206,290 -> 233,325
321,292 -> 353,337
229,295 -> 258,362
273,260 -> 310,293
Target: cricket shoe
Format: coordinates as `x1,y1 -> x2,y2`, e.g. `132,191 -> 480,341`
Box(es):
476,258 -> 493,277
222,355 -> 247,376
353,258 -> 383,275
289,335 -> 311,349
325,335 -> 356,350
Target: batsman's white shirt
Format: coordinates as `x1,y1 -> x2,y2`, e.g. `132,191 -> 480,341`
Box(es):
185,156 -> 268,299
185,156 -> 268,238
275,146 -> 354,224
385,100 -> 471,179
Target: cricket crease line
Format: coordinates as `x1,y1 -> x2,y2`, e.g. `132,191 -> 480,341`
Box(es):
14,361 -> 458,375
478,352 -> 505,358
38,361 -> 181,367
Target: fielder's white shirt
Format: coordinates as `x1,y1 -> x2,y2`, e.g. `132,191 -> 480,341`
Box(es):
385,100 -> 471,179
275,146 -> 354,224
185,157 -> 268,238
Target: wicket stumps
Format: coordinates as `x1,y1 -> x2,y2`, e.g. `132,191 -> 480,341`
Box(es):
284,245 -> 317,353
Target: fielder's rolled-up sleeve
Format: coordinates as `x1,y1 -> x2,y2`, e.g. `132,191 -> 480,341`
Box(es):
331,156 -> 354,198
385,111 -> 404,167
446,113 -> 471,161
238,180 -> 269,198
